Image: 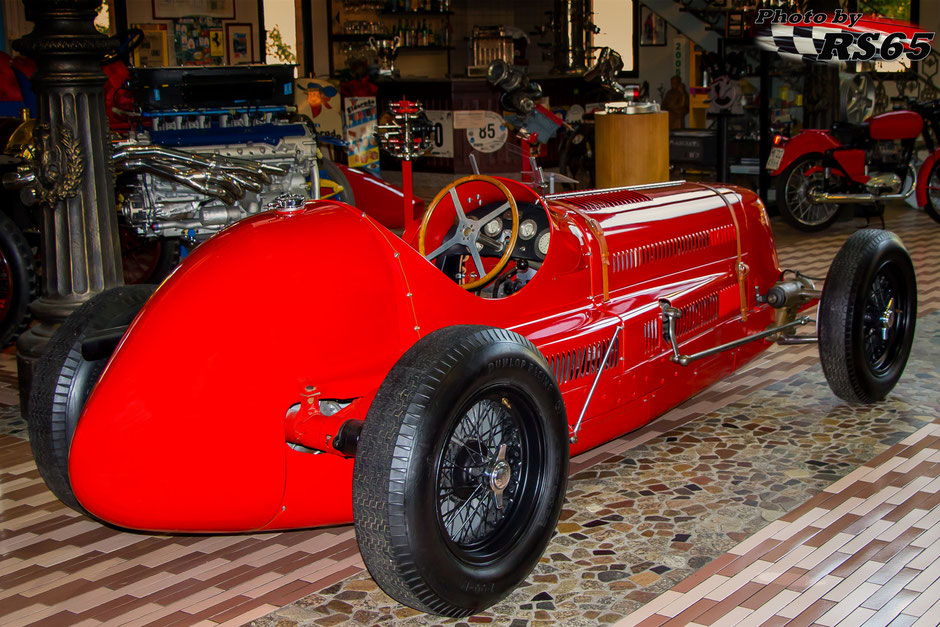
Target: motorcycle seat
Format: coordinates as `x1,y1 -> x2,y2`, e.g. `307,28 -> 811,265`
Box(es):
830,121 -> 870,147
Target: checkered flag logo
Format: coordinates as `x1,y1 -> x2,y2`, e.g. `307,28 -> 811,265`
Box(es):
755,13 -> 933,65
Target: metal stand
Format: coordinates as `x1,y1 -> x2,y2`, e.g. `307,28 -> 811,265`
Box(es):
13,0 -> 124,408
716,112 -> 730,183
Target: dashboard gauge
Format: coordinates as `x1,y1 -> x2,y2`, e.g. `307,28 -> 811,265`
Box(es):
536,231 -> 550,257
519,219 -> 537,240
484,218 -> 503,236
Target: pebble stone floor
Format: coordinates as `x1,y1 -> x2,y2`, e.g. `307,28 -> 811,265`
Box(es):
0,202 -> 937,627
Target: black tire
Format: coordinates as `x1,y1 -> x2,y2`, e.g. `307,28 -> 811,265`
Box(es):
353,325 -> 568,617
320,156 -> 356,205
922,159 -> 940,224
558,125 -> 595,190
27,284 -> 156,514
0,210 -> 38,348
818,230 -> 917,404
120,227 -> 181,285
775,154 -> 841,232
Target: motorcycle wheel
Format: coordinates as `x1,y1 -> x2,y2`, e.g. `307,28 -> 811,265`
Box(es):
922,160 -> 940,224
0,210 -> 37,348
558,125 -> 595,190
776,154 -> 842,232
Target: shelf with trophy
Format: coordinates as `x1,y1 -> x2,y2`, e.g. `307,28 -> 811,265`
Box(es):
329,0 -> 453,79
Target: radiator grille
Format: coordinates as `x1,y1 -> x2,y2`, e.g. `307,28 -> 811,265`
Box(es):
549,334 -> 620,385
554,188 -> 651,212
643,318 -> 660,354
611,225 -> 735,273
676,293 -> 721,337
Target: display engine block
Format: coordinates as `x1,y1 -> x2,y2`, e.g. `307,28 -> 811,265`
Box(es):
114,107 -> 319,242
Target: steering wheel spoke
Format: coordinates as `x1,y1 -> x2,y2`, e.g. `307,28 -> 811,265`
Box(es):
468,246 -> 488,281
450,188 -> 469,223
418,175 -> 520,291
425,232 -> 465,261
474,201 -> 511,228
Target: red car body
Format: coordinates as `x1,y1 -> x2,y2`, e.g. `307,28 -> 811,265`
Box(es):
68,177 -> 787,533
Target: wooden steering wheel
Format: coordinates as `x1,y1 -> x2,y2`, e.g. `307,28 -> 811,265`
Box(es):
418,175 -> 519,291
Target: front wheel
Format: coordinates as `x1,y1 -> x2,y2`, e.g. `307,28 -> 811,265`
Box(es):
818,230 -> 917,403
353,326 -> 568,617
922,159 -> 940,224
776,154 -> 841,232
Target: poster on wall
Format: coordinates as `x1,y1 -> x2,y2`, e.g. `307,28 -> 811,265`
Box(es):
424,110 -> 454,158
153,0 -> 235,19
344,97 -> 380,176
464,111 -> 507,154
132,23 -> 169,67
226,23 -> 255,64
174,17 -> 224,66
295,79 -> 344,142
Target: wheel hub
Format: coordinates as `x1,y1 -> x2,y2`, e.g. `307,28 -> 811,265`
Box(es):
879,297 -> 897,341
486,445 -> 511,509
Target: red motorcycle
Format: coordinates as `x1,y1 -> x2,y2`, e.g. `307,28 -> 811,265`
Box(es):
769,98 -> 940,231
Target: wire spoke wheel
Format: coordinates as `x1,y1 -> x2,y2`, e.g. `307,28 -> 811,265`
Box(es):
924,161 -> 940,224
353,326 -> 568,617
0,249 -> 12,321
861,266 -> 906,374
437,394 -> 530,558
784,159 -> 838,227
819,230 -> 917,403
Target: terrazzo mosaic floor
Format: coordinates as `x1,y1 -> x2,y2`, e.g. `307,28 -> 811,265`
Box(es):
251,313 -> 940,627
0,203 -> 937,627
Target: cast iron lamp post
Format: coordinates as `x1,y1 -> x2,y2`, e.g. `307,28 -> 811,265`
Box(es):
13,0 -> 124,406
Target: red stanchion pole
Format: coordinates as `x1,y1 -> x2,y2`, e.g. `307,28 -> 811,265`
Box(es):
402,158 -> 414,229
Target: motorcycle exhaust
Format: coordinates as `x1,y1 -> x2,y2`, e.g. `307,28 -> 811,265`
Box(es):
809,166 -> 916,205
809,186 -> 915,204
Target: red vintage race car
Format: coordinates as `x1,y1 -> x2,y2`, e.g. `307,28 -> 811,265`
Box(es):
27,174 -> 916,618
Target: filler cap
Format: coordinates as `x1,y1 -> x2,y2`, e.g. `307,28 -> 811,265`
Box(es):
268,193 -> 307,217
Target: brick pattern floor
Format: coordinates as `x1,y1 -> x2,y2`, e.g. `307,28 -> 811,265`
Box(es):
0,200 -> 937,627
614,421 -> 940,627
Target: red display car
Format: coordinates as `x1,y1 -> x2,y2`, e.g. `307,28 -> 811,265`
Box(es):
27,174 -> 916,617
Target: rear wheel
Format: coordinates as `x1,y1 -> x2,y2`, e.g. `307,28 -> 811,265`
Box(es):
320,157 -> 356,205
776,154 -> 841,232
120,226 -> 181,285
819,230 -> 916,403
353,326 -> 568,617
27,285 -> 156,514
922,159 -> 940,223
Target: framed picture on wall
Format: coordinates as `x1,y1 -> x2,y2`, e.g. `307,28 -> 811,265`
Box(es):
226,23 -> 255,64
132,23 -> 169,67
152,0 -> 235,20
639,7 -> 667,46
726,12 -> 745,39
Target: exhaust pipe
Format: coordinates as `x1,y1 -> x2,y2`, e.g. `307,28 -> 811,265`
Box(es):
809,165 -> 916,204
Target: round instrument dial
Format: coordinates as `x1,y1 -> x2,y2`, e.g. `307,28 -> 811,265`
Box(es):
519,219 -> 537,240
484,218 -> 503,236
536,231 -> 550,257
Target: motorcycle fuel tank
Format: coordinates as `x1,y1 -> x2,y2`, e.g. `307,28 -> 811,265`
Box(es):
867,110 -> 922,141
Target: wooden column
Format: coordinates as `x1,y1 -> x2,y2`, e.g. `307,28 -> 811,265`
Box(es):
595,111 -> 670,188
